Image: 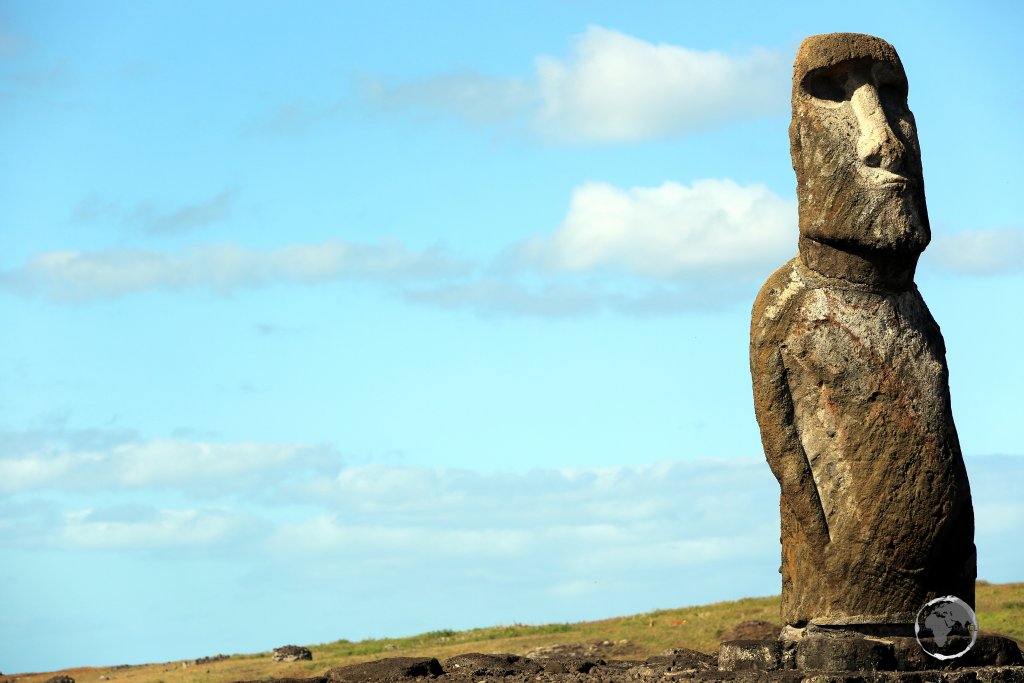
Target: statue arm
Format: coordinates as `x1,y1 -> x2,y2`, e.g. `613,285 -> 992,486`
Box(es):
751,335 -> 831,547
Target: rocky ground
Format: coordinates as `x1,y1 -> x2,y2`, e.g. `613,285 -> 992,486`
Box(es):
232,638 -> 1024,683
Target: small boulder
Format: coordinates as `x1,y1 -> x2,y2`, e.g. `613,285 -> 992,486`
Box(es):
273,645 -> 313,662
719,640 -> 783,671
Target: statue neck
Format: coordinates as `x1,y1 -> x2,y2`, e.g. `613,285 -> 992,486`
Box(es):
798,237 -> 918,291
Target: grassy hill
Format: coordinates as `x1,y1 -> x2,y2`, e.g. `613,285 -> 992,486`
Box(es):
10,581 -> 1021,683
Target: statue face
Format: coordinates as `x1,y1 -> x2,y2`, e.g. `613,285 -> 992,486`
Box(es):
791,34 -> 930,255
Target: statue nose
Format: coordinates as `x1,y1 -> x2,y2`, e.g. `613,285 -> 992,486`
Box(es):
851,83 -> 905,171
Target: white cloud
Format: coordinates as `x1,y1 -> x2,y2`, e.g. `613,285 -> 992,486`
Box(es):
361,26 -> 787,143
534,26 -> 787,142
1,239 -> 463,301
269,516 -> 534,559
402,277 -> 754,317
515,179 -> 795,278
402,279 -> 605,317
263,459 -> 781,592
0,437 -> 339,495
3,178 -> 789,312
928,227 -> 1024,274
0,452 -> 81,492
55,507 -> 251,549
4,447 -> 1020,635
286,459 -> 777,532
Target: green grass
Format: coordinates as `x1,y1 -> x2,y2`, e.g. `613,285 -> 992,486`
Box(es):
14,582 -> 1021,683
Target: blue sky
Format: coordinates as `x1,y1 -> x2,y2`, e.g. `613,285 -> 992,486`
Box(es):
2,0 -> 1022,673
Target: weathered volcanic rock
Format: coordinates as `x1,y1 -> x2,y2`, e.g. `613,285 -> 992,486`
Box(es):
795,636 -> 897,672
751,31 -> 975,629
231,646 -> 1024,683
442,653 -> 543,676
719,640 -> 784,672
889,634 -> 1024,670
274,645 -> 313,662
326,657 -> 443,683
643,648 -> 718,673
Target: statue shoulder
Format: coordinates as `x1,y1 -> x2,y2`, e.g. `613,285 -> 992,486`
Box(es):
751,258 -> 806,333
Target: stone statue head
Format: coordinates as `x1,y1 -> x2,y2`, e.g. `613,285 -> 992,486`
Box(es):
790,33 -> 930,286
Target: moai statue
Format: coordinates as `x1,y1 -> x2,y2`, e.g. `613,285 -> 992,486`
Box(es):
750,33 -> 975,633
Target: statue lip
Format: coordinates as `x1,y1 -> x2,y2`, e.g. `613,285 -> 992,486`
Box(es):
861,167 -> 916,189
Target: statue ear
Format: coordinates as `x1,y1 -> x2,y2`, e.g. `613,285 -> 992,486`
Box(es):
788,118 -> 805,171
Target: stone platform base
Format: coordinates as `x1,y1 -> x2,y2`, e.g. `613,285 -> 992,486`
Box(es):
719,633 -> 1024,680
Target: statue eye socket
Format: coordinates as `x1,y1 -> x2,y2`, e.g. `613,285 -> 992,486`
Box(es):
879,83 -> 909,112
804,72 -> 847,102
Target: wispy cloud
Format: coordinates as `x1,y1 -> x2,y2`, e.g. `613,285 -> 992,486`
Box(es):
360,26 -> 787,143
402,279 -> 607,318
361,71 -> 533,126
2,424 -> 1020,664
1,239 -> 464,301
927,227 -> 1024,274
128,189 -> 237,235
71,189 -> 237,235
247,98 -> 347,137
7,446 -> 1019,576
5,177 -> 792,313
402,278 -> 753,317
54,506 -> 260,550
0,435 -> 340,496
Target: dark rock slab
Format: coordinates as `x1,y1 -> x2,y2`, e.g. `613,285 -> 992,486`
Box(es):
889,634 -> 1024,670
537,656 -> 603,674
796,636 -> 897,672
441,653 -> 542,677
648,648 -> 718,671
327,658 -> 442,683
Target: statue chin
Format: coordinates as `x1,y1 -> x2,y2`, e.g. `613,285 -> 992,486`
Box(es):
798,174 -> 931,260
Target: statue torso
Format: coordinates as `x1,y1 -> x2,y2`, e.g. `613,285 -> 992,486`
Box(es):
751,257 -> 974,623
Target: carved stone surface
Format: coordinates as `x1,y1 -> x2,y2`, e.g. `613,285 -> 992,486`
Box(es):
750,33 -> 976,628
